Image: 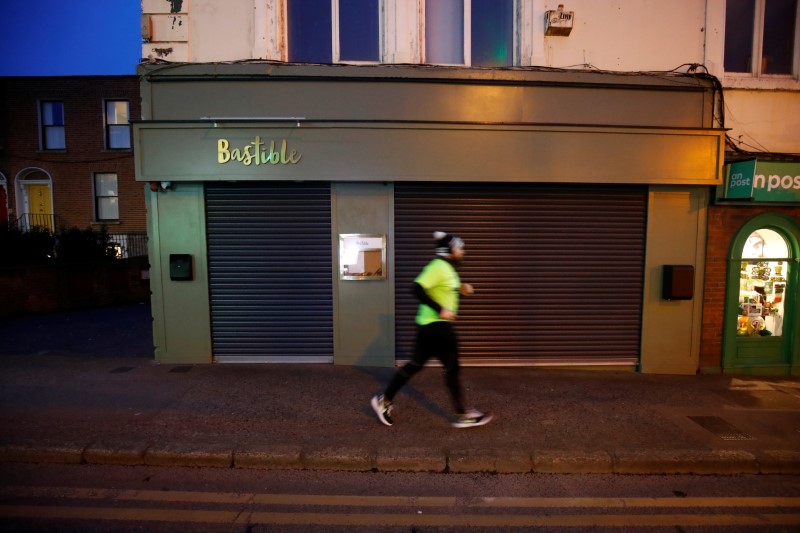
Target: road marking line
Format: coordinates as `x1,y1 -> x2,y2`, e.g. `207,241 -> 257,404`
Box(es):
0,505 -> 238,524
250,494 -> 456,506
2,487 -> 800,509
475,496 -> 800,508
1,506 -> 800,527
1,487 -> 254,505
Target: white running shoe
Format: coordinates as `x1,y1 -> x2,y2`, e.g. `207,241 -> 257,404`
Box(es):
371,394 -> 394,426
452,408 -> 492,428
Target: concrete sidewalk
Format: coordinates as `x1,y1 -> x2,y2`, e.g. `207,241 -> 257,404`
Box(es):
1,304 -> 799,474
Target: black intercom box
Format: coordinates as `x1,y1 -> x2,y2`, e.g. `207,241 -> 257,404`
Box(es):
169,254 -> 193,281
662,265 -> 694,300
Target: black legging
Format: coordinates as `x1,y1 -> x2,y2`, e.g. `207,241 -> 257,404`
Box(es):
385,321 -> 465,414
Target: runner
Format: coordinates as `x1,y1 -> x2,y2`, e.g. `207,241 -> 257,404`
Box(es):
371,231 -> 492,428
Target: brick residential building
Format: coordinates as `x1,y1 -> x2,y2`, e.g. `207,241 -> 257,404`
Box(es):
0,76 -> 144,249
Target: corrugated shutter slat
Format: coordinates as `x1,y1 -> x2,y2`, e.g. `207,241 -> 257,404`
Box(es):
206,183 -> 333,360
395,183 -> 646,363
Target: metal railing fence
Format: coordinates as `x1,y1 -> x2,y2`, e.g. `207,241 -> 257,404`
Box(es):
107,233 -> 149,258
8,214 -> 148,259
16,213 -> 57,232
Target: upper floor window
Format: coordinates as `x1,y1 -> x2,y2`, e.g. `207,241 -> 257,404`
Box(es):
424,0 -> 514,67
724,0 -> 799,76
94,173 -> 119,222
40,101 -> 65,150
105,100 -> 131,149
287,0 -> 380,64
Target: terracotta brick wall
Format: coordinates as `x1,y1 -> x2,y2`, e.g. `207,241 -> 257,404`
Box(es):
700,205 -> 800,371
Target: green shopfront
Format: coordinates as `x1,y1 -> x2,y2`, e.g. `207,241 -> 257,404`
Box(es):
702,159 -> 800,375
135,63 -> 726,373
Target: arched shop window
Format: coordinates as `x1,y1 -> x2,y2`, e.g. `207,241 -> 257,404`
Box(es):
737,228 -> 789,337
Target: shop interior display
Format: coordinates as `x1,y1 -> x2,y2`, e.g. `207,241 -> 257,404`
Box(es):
737,230 -> 788,337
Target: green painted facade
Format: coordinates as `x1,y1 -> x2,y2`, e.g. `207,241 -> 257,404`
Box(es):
136,63 -> 732,372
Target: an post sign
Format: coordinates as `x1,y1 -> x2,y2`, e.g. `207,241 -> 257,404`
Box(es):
725,159 -> 756,199
723,160 -> 800,203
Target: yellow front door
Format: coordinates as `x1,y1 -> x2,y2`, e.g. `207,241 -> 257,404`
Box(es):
27,184 -> 53,230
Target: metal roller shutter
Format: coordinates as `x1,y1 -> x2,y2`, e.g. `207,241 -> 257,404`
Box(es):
206,182 -> 333,362
395,183 -> 647,366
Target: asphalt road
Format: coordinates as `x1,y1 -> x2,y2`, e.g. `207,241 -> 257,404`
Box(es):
1,463 -> 800,532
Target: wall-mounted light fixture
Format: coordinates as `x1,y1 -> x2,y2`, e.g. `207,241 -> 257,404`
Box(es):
545,5 -> 574,36
149,181 -> 173,192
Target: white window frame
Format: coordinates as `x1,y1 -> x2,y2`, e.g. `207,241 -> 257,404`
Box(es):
420,0 -> 469,66
721,0 -> 800,85
283,0 -> 384,64
93,172 -> 120,223
420,0 -> 518,67
104,100 -> 131,150
333,0 -> 384,64
39,100 -> 66,151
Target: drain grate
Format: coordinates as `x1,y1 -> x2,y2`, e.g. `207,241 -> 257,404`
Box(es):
688,416 -> 755,441
169,365 -> 193,373
109,366 -> 134,374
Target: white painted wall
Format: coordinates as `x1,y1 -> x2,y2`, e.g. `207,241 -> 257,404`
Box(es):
190,0 -> 254,62
537,0 -> 706,71
724,91 -> 800,155
140,0 -> 799,154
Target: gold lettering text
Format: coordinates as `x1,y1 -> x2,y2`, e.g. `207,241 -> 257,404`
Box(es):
217,139 -> 231,164
217,137 -> 302,167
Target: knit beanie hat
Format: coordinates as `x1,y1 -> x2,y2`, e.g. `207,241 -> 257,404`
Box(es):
434,231 -> 464,257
